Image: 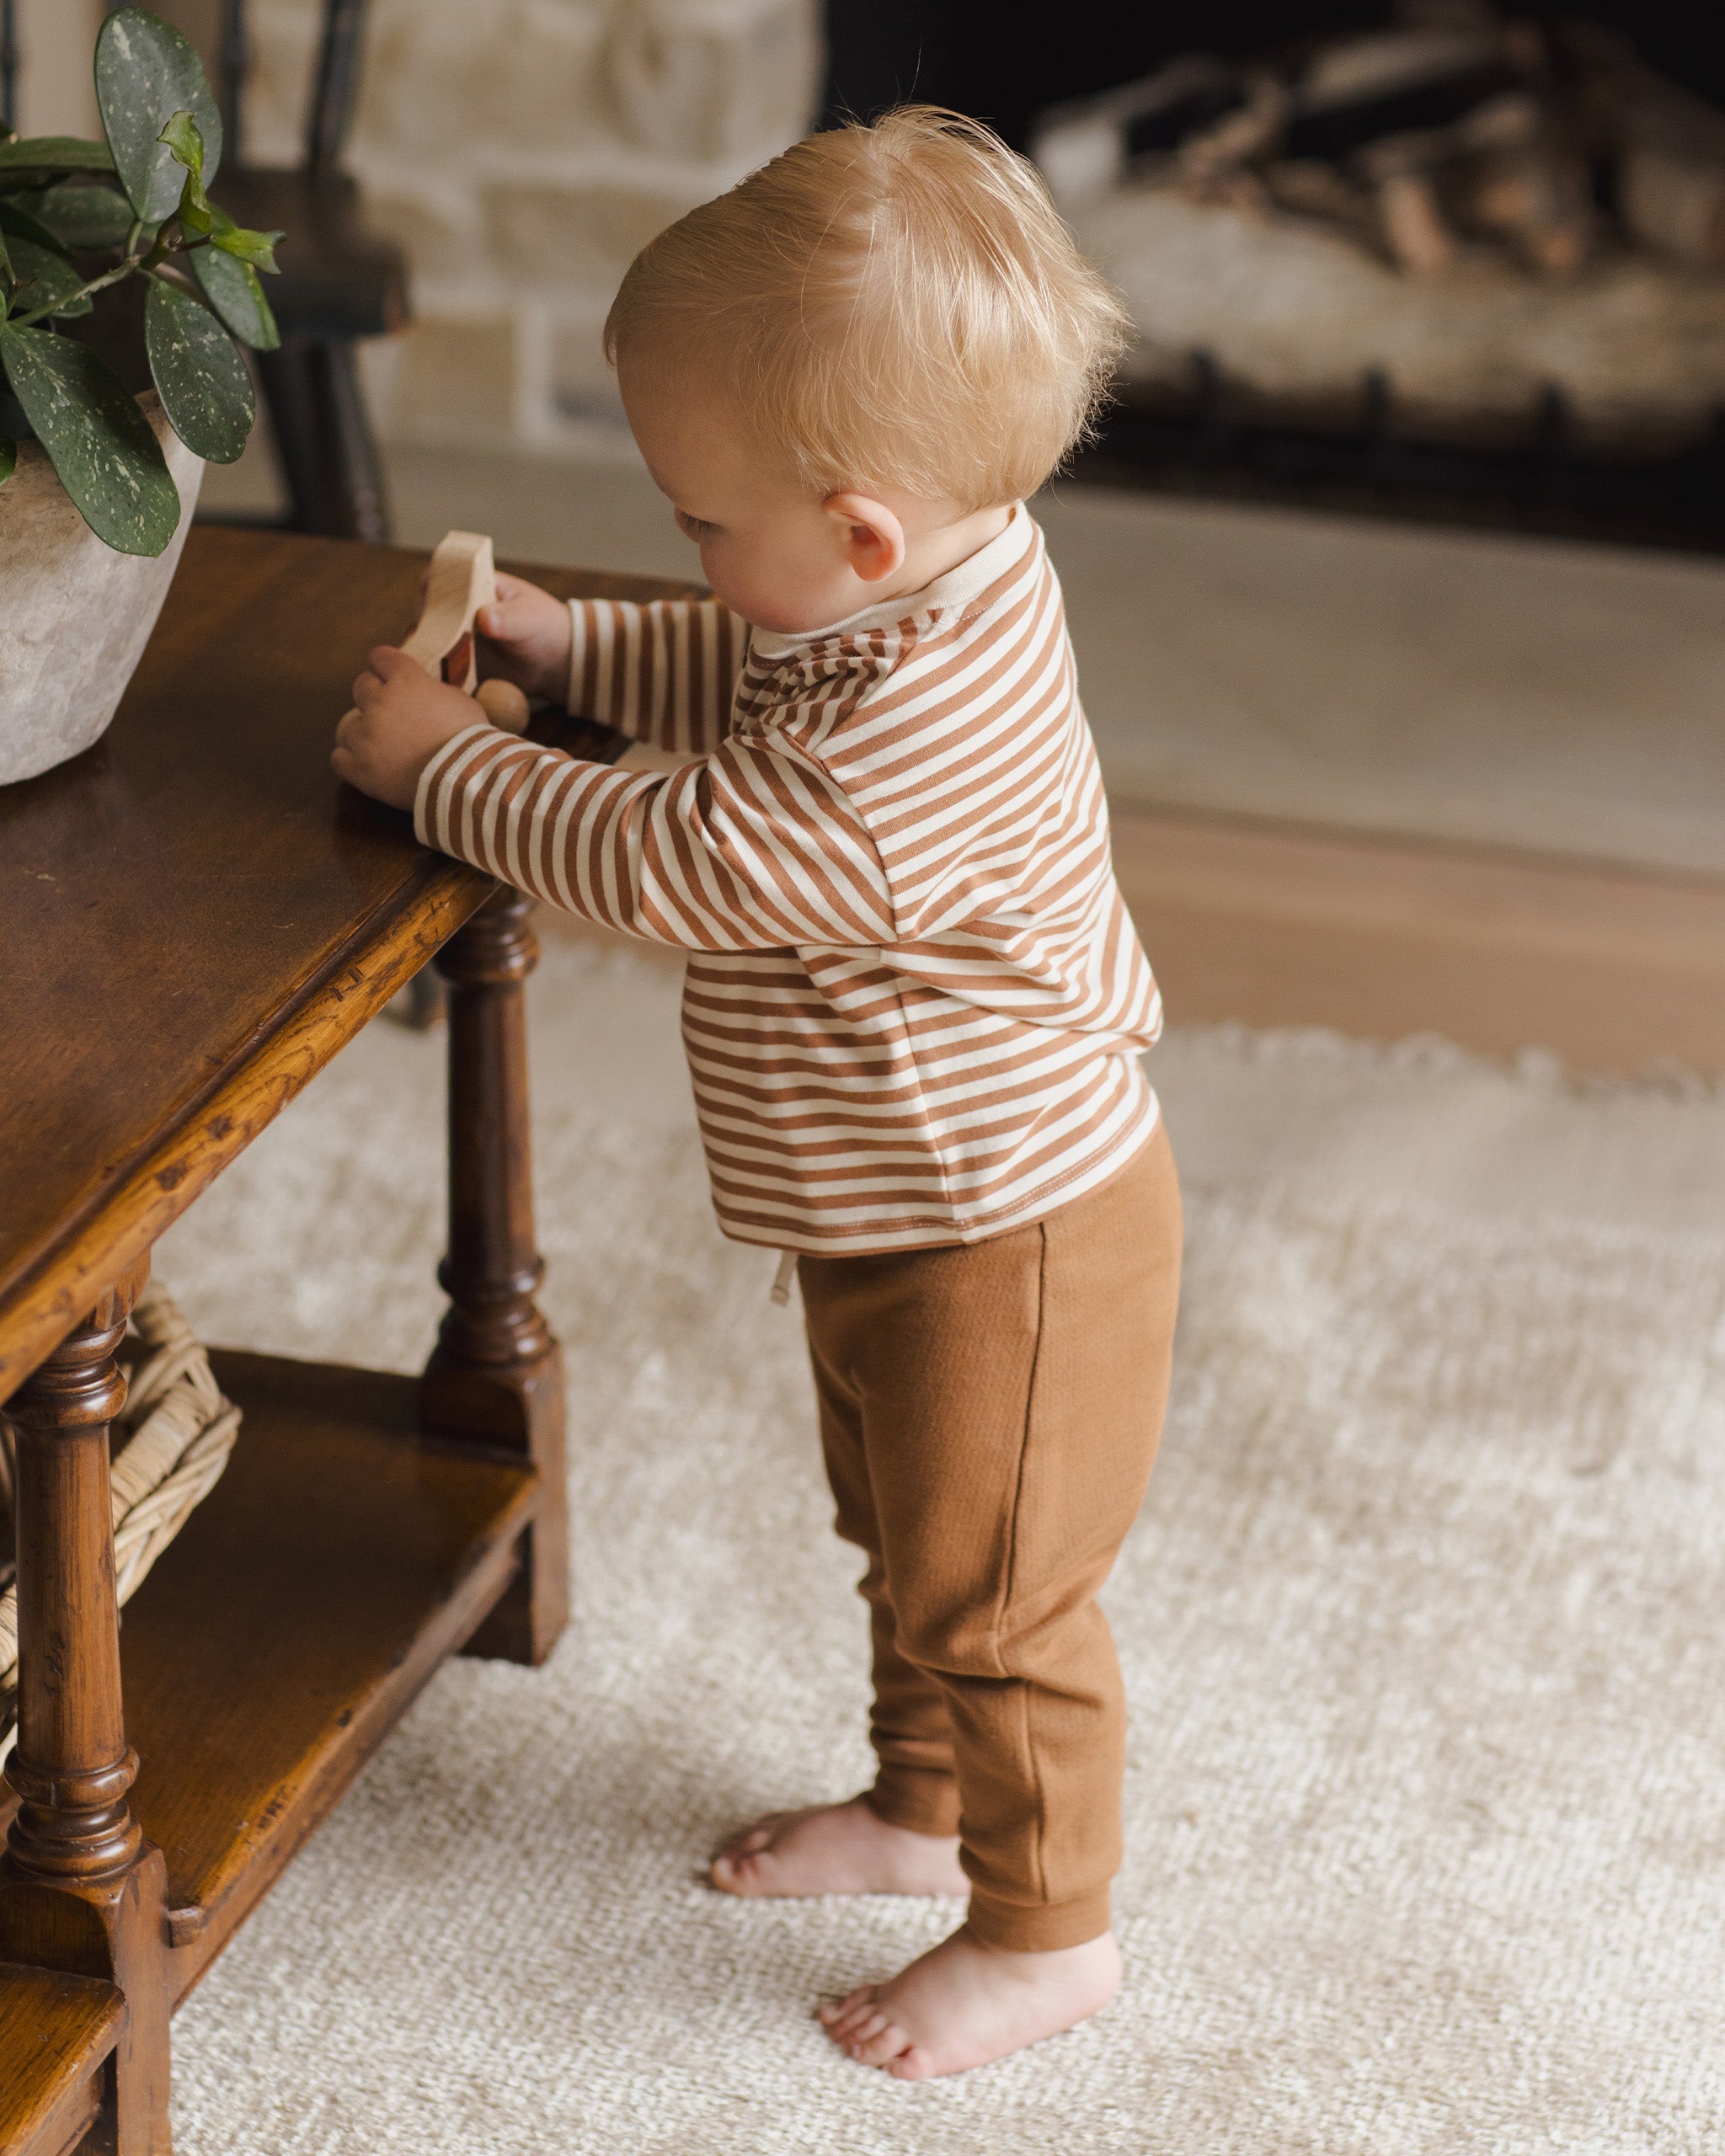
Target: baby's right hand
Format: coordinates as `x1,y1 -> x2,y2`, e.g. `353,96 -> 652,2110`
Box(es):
474,572 -> 573,705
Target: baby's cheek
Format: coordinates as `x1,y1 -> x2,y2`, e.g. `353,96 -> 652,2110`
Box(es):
697,540 -> 762,621
710,536 -> 850,636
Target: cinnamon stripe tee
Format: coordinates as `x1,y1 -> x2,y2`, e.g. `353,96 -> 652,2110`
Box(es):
414,504 -> 1163,1253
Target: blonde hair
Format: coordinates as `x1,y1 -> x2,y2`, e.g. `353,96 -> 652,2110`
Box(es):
604,107 -> 1130,512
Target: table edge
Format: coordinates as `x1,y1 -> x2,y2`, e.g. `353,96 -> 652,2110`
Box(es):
0,862 -> 489,1402
0,536 -> 682,1401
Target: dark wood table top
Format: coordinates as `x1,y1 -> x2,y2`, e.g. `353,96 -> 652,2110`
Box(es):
0,526 -> 687,1398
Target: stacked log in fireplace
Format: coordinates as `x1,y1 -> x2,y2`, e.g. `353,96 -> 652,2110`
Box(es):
825,1 -> 1725,548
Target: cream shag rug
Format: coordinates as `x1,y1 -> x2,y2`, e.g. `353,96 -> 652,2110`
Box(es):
152,930 -> 1725,2156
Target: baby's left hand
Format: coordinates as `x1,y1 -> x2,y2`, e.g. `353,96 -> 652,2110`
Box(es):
332,646 -> 483,810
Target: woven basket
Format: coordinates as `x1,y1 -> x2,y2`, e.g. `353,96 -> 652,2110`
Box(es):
0,1283 -> 241,1764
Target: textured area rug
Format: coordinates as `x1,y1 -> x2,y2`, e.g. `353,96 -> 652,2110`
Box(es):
152,929 -> 1725,2155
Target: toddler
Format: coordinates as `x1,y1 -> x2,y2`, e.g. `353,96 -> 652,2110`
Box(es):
334,107 -> 1182,2079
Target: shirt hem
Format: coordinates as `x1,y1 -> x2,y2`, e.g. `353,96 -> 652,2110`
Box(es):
713,1090 -> 1161,1258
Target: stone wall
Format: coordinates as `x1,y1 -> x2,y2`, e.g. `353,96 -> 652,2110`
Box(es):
242,0 -> 822,451
9,0 -> 106,137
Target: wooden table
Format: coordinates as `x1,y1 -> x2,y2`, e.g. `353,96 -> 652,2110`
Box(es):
0,529 -> 679,2155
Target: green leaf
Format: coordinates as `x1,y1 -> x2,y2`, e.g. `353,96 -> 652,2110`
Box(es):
190,244 -> 280,351
0,196 -> 72,253
14,183 -> 136,253
1,238 -> 93,318
95,9 -> 222,226
0,323 -> 180,555
0,136 -> 118,176
209,220 -> 282,274
157,109 -> 206,187
0,439 -> 14,487
145,275 -> 253,462
158,111 -> 216,237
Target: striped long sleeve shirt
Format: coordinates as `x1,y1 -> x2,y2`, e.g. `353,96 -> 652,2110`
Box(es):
414,504 -> 1163,1253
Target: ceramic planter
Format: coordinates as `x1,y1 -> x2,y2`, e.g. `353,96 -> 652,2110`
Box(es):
0,391 -> 203,787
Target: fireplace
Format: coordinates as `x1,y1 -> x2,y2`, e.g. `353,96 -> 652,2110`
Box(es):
822,2 -> 1725,551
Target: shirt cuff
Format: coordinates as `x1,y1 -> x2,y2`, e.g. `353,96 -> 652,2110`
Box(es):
413,722 -> 506,852
566,597 -> 585,715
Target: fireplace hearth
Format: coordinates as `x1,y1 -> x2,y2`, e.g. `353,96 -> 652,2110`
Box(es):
823,1 -> 1725,551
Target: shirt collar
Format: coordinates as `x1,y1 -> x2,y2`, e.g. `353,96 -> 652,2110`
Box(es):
747,501 -> 1036,660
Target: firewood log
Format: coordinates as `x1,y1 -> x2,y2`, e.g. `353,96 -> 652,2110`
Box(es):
1381,169 -> 1458,272
1618,147 -> 1725,270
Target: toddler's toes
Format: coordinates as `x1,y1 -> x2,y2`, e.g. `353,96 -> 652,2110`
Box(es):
819,1986 -> 878,2036
717,1817 -> 780,1862
850,2015 -> 913,2068
710,1848 -> 771,1893
884,2047 -> 937,2081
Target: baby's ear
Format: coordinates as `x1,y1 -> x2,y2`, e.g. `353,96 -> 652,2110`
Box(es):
825,492 -> 905,583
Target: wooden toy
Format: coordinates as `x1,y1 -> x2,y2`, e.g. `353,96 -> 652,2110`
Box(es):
344,529 -> 532,738
403,529 -> 494,696
475,678 -> 531,732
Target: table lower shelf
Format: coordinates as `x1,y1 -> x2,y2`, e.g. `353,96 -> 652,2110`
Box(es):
2,1350 -> 539,2004
0,1963 -> 126,2156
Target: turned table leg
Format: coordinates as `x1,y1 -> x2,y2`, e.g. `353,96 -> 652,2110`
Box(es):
420,887 -> 569,1666
1,1257 -> 172,2155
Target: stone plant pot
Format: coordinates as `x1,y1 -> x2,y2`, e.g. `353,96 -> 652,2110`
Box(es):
0,391 -> 204,787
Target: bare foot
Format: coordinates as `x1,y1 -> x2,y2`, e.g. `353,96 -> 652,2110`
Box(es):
819,1925 -> 1121,2079
710,1795 -> 967,1898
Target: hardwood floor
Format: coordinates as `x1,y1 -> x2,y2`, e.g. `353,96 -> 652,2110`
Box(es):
1111,803 -> 1725,1075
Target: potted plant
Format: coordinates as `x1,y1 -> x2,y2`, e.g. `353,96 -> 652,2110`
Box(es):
0,6 -> 285,784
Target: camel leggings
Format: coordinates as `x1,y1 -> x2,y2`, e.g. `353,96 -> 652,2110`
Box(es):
797,1123 -> 1183,1952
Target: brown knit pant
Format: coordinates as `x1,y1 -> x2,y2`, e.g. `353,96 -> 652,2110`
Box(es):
797,1123 -> 1182,1951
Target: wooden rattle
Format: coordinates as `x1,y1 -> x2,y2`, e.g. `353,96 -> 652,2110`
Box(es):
473,679 -> 531,729
344,528 -> 531,737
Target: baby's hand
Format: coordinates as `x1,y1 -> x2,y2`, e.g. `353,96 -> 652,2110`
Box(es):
475,572 -> 572,704
333,646 -> 483,810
